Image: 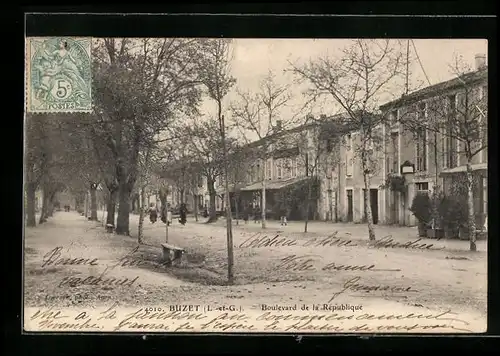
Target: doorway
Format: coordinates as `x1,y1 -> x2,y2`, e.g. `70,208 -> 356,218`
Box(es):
346,189 -> 353,222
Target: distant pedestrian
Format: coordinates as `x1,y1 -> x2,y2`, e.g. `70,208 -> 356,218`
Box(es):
161,204 -> 172,226
149,203 -> 158,224
179,203 -> 187,225
279,206 -> 288,226
243,204 -> 251,224
253,205 -> 261,223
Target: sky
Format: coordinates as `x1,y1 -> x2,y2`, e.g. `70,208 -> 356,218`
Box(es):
199,38 -> 488,137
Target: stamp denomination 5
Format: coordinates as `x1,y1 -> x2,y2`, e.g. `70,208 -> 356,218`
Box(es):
26,37 -> 92,113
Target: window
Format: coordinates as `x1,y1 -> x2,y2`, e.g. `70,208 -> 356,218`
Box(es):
366,137 -> 374,151
291,157 -> 297,177
416,182 -> 429,192
448,94 -> 456,114
346,157 -> 353,177
326,139 -> 333,152
266,160 -> 272,180
415,127 -> 427,172
277,159 -> 283,179
250,164 -> 255,182
483,178 -> 488,215
417,102 -> 426,120
389,110 -> 398,126
442,133 -> 458,169
284,158 -> 291,178
442,95 -> 458,169
390,132 -> 399,173
481,121 -> 488,164
478,85 -> 488,164
481,85 -> 488,107
346,134 -> 352,151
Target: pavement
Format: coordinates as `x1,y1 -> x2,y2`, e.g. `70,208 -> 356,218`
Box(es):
186,214 -> 487,252
24,211 -> 488,333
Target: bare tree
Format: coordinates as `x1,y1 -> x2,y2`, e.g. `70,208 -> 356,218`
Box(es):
294,119 -> 347,232
197,38 -> 237,284
24,113 -> 50,226
92,38 -> 202,236
24,113 -> 93,225
136,145 -> 154,244
226,143 -> 252,225
183,119 -> 226,223
290,39 -> 407,241
231,70 -> 299,229
400,55 -> 487,251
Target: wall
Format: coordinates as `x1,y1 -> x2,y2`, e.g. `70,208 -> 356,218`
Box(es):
337,126 -> 386,224
382,76 -> 487,226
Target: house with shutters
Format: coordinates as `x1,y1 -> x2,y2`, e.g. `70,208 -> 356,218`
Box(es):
379,54 -> 488,226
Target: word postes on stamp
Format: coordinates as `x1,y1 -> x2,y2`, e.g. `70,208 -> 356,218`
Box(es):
26,37 -> 92,113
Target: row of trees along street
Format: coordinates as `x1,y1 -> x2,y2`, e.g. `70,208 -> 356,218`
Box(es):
25,39 -> 487,288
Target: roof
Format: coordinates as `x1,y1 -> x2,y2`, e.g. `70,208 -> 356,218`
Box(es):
245,112 -> 368,149
380,67 -> 488,110
439,163 -> 487,176
240,176 -> 309,191
215,183 -> 247,195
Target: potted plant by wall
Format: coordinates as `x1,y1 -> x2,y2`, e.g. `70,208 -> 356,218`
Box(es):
427,191 -> 444,239
410,193 -> 431,237
383,173 -> 406,194
439,195 -> 463,239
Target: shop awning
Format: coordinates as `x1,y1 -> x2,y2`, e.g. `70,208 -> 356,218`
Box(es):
215,183 -> 246,195
439,163 -> 487,176
240,176 -> 309,192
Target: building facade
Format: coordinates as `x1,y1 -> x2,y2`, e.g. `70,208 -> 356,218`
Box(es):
335,124 -> 387,224
379,56 -> 488,226
162,56 -> 488,226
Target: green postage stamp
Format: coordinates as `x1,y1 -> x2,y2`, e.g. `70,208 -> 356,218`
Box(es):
26,37 -> 92,113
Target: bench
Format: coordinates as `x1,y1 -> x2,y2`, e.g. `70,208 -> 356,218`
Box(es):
105,224 -> 114,233
161,243 -> 185,267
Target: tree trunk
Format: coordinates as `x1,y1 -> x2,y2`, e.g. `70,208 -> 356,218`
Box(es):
75,192 -> 85,213
224,186 -> 234,284
304,181 -> 312,233
84,191 -> 89,218
131,195 -> 136,214
434,132 -> 439,188
90,184 -> 98,221
138,185 -> 147,244
106,189 -> 117,226
193,194 -> 199,222
466,160 -> 477,251
363,170 -> 376,241
261,178 -> 267,229
207,178 -> 217,223
219,108 -> 234,285
26,183 -> 37,227
116,181 -> 131,235
234,194 -> 239,225
39,189 -> 48,224
134,194 -> 141,214
47,191 -> 57,217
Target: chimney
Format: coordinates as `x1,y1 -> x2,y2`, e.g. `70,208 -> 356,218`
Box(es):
275,120 -> 282,130
475,53 -> 487,70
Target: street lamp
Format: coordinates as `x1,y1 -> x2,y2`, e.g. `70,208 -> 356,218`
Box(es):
400,160 -> 416,226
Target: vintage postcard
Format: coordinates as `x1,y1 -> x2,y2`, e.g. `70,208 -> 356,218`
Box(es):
24,36 -> 488,333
